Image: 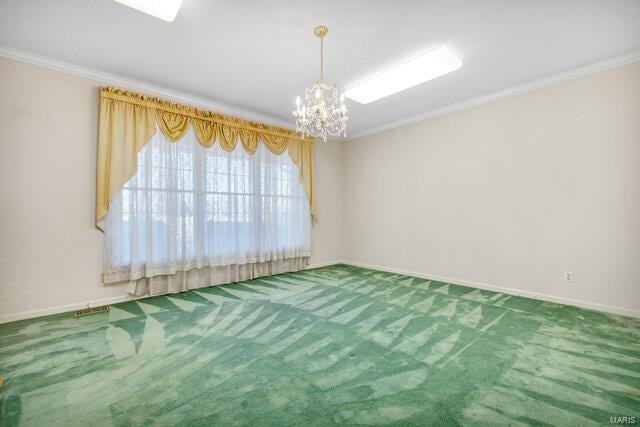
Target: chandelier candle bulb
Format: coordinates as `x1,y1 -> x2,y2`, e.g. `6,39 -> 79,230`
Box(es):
293,26 -> 349,141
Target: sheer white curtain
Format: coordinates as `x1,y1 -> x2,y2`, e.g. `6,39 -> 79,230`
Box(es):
104,128 -> 311,295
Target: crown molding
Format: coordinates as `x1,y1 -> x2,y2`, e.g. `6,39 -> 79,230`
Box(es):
346,49 -> 640,140
0,44 -> 294,129
2,44 -> 638,141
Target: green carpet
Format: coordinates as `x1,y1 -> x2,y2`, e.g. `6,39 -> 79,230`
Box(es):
1,265 -> 638,425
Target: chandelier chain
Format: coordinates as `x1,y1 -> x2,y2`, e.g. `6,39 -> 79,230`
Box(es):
320,34 -> 324,83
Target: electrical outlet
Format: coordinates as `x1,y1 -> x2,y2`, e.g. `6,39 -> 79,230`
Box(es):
563,271 -> 573,283
388,250 -> 396,259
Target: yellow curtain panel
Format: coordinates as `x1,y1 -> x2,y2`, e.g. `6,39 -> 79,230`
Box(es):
96,87 -> 316,230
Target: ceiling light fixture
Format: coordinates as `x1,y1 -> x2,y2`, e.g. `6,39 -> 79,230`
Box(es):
345,46 -> 462,104
113,0 -> 184,22
293,26 -> 348,142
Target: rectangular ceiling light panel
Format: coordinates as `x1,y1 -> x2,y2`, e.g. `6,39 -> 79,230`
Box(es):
113,0 -> 184,22
345,47 -> 462,104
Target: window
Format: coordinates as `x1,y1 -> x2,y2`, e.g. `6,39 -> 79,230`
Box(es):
103,128 -> 311,283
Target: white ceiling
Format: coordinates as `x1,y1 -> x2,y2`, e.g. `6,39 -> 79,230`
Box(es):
1,0 -> 639,137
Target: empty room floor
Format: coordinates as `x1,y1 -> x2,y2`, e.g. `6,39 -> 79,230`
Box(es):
1,265 -> 638,425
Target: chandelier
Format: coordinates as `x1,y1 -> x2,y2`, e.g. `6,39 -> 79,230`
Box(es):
293,26 -> 348,142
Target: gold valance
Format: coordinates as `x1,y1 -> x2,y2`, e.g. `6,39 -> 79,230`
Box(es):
96,87 -> 316,230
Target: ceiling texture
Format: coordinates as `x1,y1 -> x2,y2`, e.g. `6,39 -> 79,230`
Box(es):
1,0 -> 639,137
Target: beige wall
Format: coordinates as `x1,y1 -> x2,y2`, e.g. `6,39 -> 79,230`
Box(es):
0,56 -> 342,322
342,61 -> 640,316
2,55 -> 639,321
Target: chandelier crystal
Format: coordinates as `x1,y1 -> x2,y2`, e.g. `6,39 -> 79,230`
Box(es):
293,26 -> 348,142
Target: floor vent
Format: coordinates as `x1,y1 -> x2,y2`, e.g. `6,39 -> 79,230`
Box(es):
74,306 -> 109,317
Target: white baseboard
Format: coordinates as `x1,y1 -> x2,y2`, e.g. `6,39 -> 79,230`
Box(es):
0,261 -> 343,325
0,294 -> 142,325
306,260 -> 342,269
340,259 -> 640,319
3,259 -> 635,324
